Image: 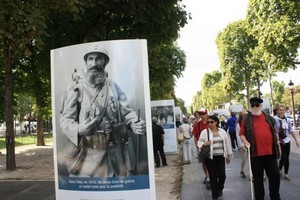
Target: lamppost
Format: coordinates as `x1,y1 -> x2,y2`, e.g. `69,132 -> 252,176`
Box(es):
288,80 -> 296,128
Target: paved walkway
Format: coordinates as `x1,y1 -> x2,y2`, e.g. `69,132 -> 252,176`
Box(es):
181,140 -> 300,200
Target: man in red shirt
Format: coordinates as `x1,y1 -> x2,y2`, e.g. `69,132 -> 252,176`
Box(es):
192,108 -> 210,184
239,97 -> 281,200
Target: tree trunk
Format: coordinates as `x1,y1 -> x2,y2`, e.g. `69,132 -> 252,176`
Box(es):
4,44 -> 16,170
268,65 -> 274,114
36,115 -> 45,146
36,92 -> 45,146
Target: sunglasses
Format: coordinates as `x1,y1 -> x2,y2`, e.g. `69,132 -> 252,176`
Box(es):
199,113 -> 206,115
251,104 -> 260,108
207,121 -> 215,124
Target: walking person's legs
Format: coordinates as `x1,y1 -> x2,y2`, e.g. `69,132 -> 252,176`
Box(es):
283,142 -> 291,178
279,143 -> 287,174
182,139 -> 188,163
251,156 -> 265,200
205,158 -> 219,199
186,138 -> 192,163
158,145 -> 167,166
264,155 -> 280,200
240,148 -> 247,177
153,146 -> 160,167
229,131 -> 236,150
215,156 -> 226,196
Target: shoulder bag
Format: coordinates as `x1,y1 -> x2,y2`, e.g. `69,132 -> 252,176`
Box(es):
198,128 -> 210,163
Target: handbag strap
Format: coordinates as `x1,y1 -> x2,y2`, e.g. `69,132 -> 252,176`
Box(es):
207,128 -> 210,141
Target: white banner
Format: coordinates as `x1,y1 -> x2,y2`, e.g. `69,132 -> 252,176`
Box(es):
151,100 -> 177,153
51,40 -> 155,200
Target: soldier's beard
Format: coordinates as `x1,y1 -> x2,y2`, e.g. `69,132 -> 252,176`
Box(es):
85,68 -> 106,88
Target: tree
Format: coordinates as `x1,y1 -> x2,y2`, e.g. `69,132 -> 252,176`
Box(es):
0,0 -> 84,169
216,20 -> 259,109
247,0 -> 300,69
0,1 -> 50,170
271,80 -> 285,106
201,71 -> 228,110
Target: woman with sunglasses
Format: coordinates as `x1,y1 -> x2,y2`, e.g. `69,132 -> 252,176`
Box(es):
197,115 -> 232,200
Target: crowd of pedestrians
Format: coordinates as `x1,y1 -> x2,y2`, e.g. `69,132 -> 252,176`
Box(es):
170,97 -> 300,200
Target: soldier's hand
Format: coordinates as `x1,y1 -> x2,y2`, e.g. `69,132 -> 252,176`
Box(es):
78,118 -> 98,136
131,119 -> 146,135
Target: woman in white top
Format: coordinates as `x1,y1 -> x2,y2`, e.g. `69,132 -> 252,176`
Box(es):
275,105 -> 300,180
197,115 -> 232,200
179,117 -> 193,164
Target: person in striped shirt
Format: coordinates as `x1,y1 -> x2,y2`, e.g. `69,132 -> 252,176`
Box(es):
197,115 -> 232,200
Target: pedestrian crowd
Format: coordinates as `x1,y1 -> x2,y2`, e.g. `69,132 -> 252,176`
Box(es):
160,97 -> 300,200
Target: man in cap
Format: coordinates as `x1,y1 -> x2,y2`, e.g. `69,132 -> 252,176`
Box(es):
60,45 -> 146,177
192,108 -> 210,185
239,97 -> 281,200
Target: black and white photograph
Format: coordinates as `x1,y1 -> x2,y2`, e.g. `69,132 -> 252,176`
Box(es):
151,105 -> 175,129
51,40 -> 155,200
151,100 -> 177,153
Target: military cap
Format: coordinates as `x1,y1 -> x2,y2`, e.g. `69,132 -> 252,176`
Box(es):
83,45 -> 110,66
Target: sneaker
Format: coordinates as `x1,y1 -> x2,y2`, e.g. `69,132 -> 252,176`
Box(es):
263,176 -> 267,182
240,171 -> 246,178
284,175 -> 291,181
203,177 -> 207,184
218,190 -> 223,197
206,181 -> 211,190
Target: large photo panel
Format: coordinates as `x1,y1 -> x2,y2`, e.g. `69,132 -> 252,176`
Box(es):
151,100 -> 177,153
51,40 -> 155,200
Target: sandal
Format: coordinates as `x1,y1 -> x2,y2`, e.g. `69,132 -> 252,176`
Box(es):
240,171 -> 246,178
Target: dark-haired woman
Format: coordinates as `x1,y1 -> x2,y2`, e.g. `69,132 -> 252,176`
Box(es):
197,115 -> 233,200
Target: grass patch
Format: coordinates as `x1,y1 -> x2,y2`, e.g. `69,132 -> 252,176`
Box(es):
0,134 -> 53,149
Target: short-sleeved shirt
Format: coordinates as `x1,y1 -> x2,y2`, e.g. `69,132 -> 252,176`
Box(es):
192,120 -> 208,142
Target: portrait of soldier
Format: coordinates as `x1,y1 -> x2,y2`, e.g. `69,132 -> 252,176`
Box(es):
59,45 -> 147,178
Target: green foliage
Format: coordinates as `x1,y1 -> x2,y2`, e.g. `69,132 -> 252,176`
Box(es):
271,80 -> 285,106
216,20 -> 259,107
149,43 -> 186,100
247,0 -> 300,69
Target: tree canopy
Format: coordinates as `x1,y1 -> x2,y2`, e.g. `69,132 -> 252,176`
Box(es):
0,0 -> 189,169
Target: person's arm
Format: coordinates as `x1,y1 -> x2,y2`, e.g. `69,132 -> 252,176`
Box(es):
192,122 -> 199,147
235,123 -> 244,149
197,129 -> 210,148
291,132 -> 300,148
239,119 -> 250,148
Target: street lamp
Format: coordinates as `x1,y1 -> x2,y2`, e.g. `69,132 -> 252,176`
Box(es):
288,80 -> 296,128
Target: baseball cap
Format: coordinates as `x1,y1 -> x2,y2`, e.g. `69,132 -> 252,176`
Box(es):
198,108 -> 208,114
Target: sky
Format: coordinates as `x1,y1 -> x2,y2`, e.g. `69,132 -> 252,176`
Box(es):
175,0 -> 300,107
